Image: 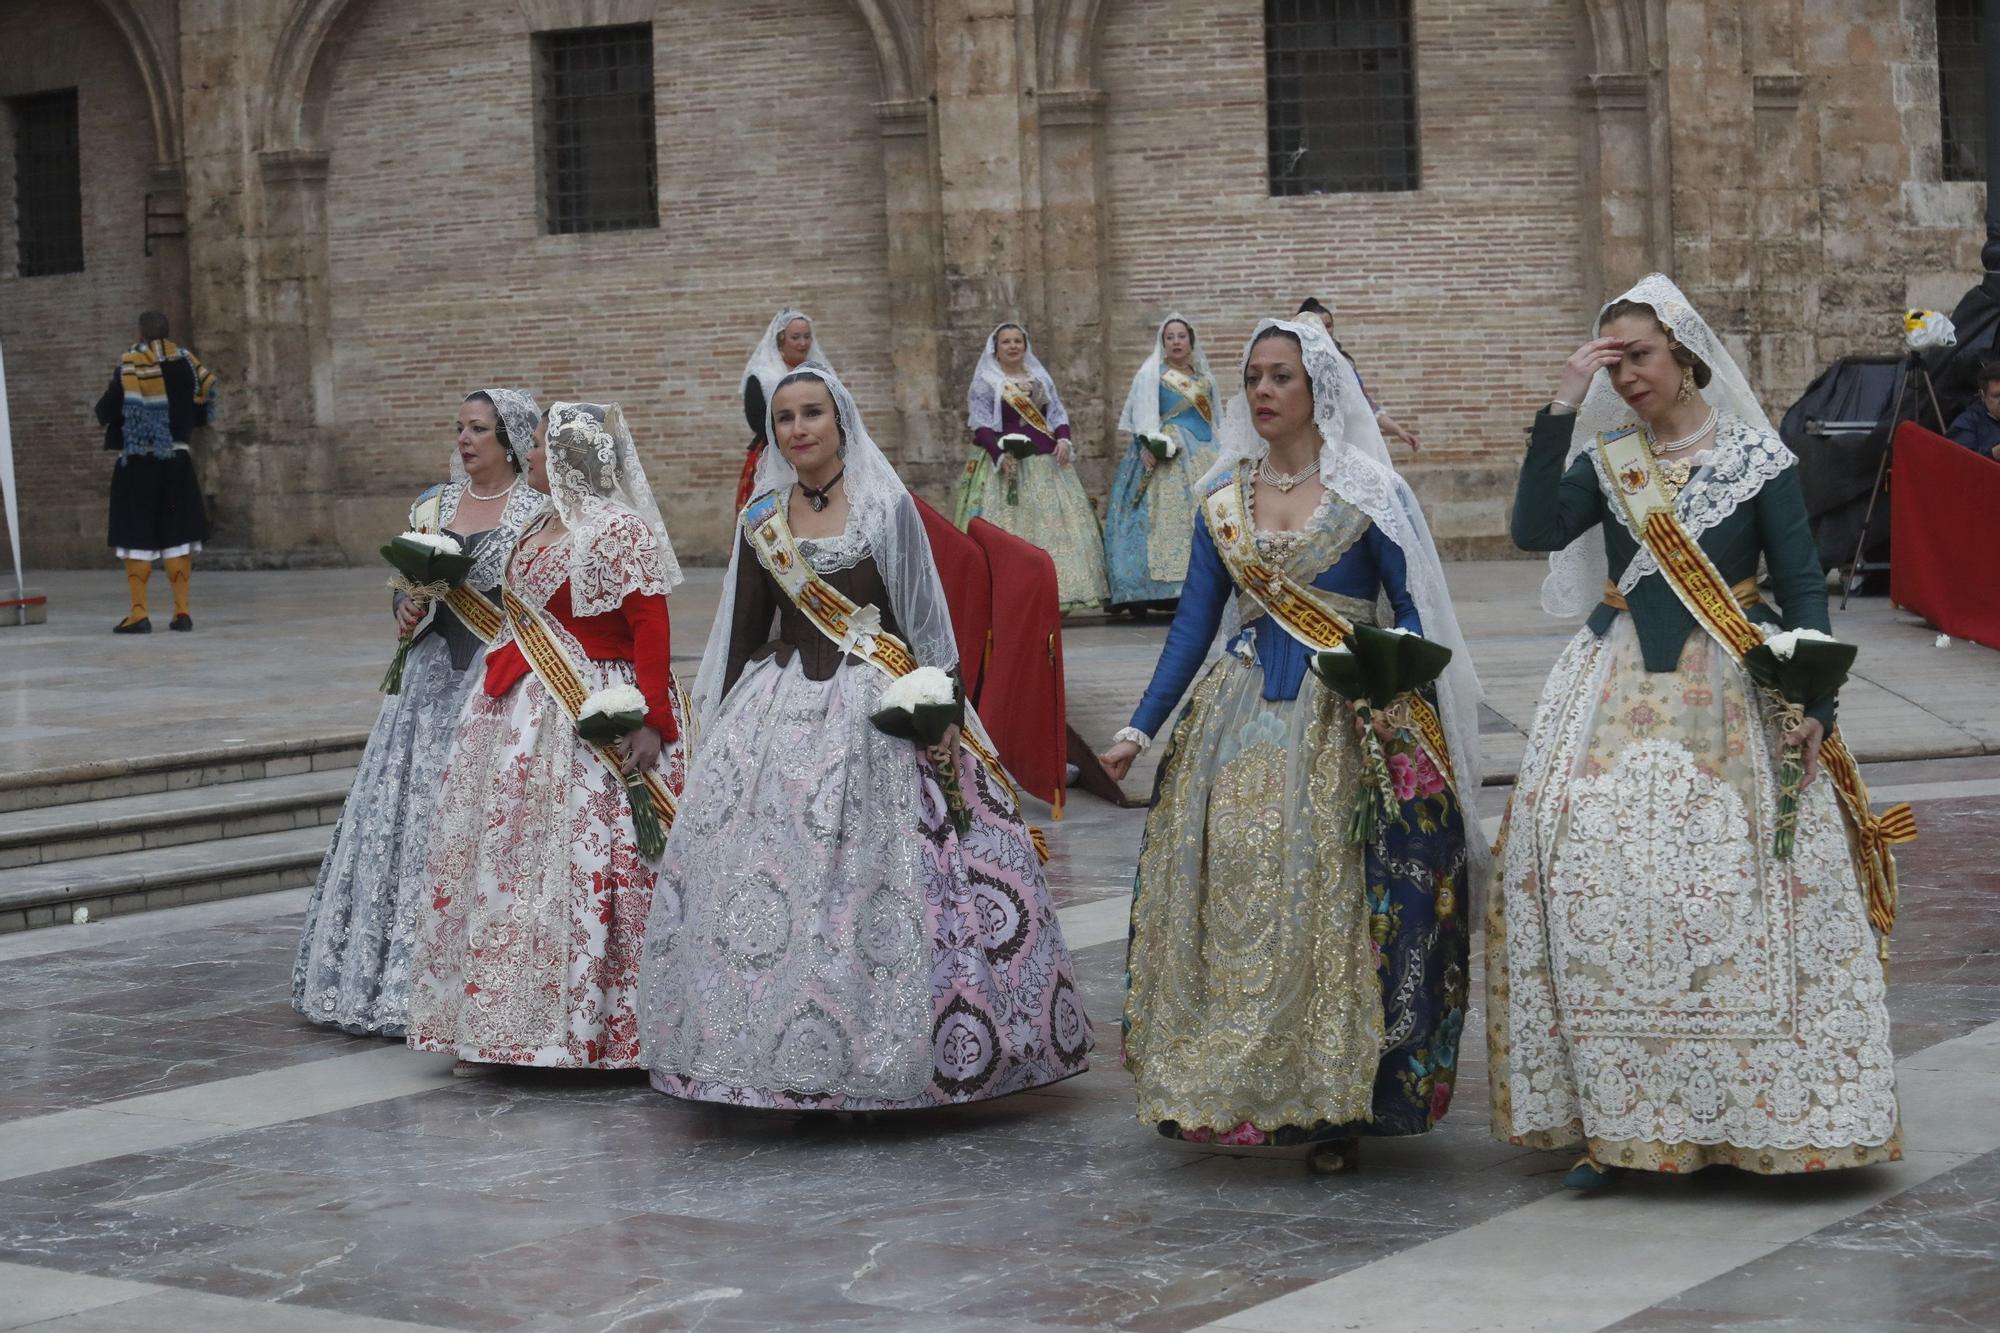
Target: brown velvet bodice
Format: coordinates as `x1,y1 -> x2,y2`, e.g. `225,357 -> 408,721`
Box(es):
722,531 -> 904,696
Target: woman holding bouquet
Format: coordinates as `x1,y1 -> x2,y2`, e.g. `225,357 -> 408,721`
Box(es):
1103,314 -> 1221,614
638,365 -> 1091,1110
1096,319 -> 1484,1172
292,389 -> 548,1036
1489,273 -> 1902,1188
953,322 -> 1108,610
407,400 -> 689,1073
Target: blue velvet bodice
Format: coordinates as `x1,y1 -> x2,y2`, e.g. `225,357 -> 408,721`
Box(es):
1156,380 -> 1214,444
1127,511 -> 1420,739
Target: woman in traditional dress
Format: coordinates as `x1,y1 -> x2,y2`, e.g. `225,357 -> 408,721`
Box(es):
1103,314 -> 1221,614
1295,298 -> 1421,452
407,401 -> 689,1073
954,322 -> 1108,610
737,309 -> 826,511
292,390 -> 548,1036
1097,318 -> 1483,1173
639,365 -> 1092,1110
1489,273 -> 1904,1188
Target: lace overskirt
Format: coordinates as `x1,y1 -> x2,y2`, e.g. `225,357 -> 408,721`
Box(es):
1486,618 -> 1901,1172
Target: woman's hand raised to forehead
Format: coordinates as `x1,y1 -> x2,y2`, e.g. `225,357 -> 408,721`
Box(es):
1554,337 -> 1625,412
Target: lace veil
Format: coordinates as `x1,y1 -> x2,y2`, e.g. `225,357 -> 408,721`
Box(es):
1201,318 -> 1486,836
1117,312 -> 1215,440
966,323 -> 1071,435
740,308 -> 830,411
692,365 -> 959,735
1540,273 -> 1793,617
542,400 -> 684,616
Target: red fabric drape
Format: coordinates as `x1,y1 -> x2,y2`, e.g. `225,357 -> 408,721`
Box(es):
913,496 -> 992,701
965,518 -> 1068,813
1890,422 -> 2000,650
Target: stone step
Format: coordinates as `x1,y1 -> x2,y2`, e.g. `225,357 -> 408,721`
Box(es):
0,824 -> 333,933
0,767 -> 356,869
0,734 -> 369,814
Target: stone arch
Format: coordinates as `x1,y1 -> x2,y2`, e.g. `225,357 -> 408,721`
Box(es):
1036,0 -> 1108,92
261,0 -> 924,153
84,0 -> 181,163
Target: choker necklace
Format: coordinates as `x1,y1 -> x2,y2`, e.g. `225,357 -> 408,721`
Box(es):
1649,405 -> 1718,456
800,468 -> 845,512
1258,457 -> 1321,492
466,476 -> 518,502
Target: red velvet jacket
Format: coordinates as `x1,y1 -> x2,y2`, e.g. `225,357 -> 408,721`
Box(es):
483,578 -> 678,742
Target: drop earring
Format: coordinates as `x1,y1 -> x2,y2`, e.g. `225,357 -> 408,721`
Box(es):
1677,366 -> 1696,403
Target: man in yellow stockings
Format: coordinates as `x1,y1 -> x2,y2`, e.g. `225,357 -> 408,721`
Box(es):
93,309 -> 217,634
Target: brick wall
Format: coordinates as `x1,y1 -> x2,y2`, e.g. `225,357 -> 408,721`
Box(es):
1095,0 -> 1590,552
320,0 -> 897,562
0,1 -> 170,568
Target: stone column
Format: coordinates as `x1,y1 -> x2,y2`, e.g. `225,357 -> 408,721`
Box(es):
875,97 -> 954,494
1035,86 -> 1111,487
174,0 -> 336,562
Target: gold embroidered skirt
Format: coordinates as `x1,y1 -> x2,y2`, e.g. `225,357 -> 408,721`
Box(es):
1125,655 -> 1384,1134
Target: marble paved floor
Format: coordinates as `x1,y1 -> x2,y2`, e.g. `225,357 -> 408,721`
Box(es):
1,757 -> 1998,1331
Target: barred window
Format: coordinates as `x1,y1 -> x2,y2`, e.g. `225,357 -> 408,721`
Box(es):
536,25 -> 658,234
1938,0 -> 1985,182
10,89 -> 84,276
1265,0 -> 1418,195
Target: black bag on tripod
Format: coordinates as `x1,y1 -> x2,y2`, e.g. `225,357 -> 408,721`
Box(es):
1778,356 -> 1913,584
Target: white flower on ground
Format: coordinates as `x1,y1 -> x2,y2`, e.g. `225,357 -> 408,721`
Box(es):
879,666 -> 956,712
71,907 -> 89,925
1936,633 -> 1952,649
396,530 -> 463,555
1765,627 -> 1838,661
578,683 -> 649,721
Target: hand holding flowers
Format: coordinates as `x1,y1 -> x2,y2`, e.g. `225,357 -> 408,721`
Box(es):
871,666 -> 971,834
997,433 -> 1036,502
575,684 -> 666,858
1309,624 -> 1455,844
1742,627 -> 1852,859
379,530 -> 474,693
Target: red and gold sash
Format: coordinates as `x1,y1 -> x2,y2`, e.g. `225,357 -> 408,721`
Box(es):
1593,428 -> 1913,942
740,492 -> 1049,848
501,587 -> 679,830
1201,469 -> 1460,797
1159,366 -> 1215,428
1000,378 -> 1054,438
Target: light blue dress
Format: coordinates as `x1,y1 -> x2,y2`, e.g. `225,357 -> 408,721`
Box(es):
1104,375 -> 1217,607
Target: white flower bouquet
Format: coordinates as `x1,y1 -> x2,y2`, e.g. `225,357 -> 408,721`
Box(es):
997,433 -> 1036,503
871,666 -> 970,834
575,684 -> 665,858
1742,627 -> 1853,859
379,529 -> 473,694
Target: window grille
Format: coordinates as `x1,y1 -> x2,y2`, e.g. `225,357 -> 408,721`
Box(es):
10,89 -> 83,276
1265,0 -> 1418,195
1938,0 -> 1985,182
536,25 -> 658,234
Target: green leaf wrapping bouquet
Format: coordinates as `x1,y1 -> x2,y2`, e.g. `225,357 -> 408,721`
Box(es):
576,684 -> 666,859
1740,628 -> 1855,859
379,530 -> 475,694
871,666 -> 971,834
998,433 -> 1038,504
1308,623 -> 1456,845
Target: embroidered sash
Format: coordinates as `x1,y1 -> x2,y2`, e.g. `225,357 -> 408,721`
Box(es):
1159,366 -> 1215,427
501,586 -> 679,830
409,491 -> 506,643
1000,379 -> 1054,438
740,492 -> 1027,814
1201,469 -> 1459,796
1592,428 -> 1913,941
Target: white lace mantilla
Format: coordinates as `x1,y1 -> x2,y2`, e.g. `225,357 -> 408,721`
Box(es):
1589,414 -> 1795,598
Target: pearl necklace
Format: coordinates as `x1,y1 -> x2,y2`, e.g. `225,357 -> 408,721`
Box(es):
1258,457 -> 1321,492
465,476 -> 519,502
1648,405 -> 1718,456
